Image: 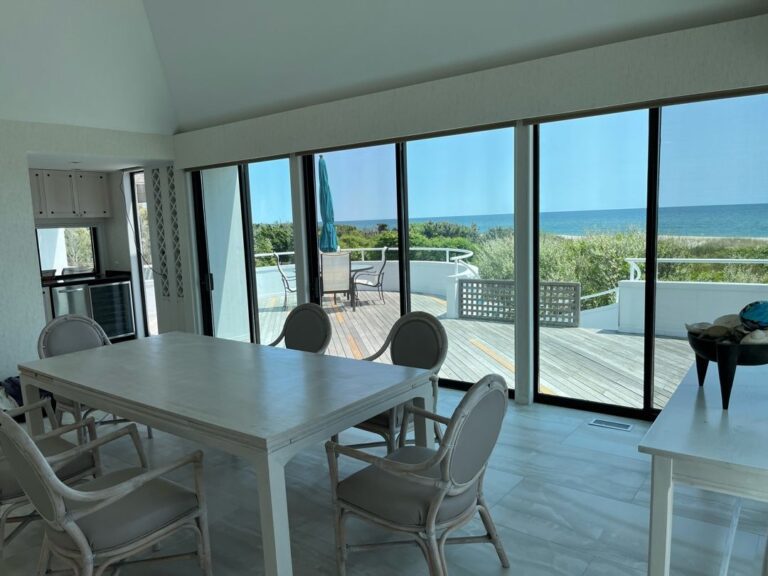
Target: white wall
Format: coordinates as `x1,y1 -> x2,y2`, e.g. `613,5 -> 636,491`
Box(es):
174,15 -> 768,169
0,118 -> 173,379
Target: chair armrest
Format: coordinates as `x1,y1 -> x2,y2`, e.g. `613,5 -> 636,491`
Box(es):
402,404 -> 451,426
6,398 -> 59,429
62,451 -> 203,513
46,424 -> 147,472
325,441 -> 448,489
33,417 -> 97,443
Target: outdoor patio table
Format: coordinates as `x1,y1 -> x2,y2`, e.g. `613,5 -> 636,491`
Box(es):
18,332 -> 433,576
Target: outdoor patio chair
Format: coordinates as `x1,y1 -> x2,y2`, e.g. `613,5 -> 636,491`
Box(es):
326,374 -> 510,576
269,302 -> 332,354
274,253 -> 296,310
321,252 -> 354,310
341,312 -> 448,453
0,399 -> 137,558
0,410 -> 213,576
354,248 -> 387,305
38,315 -> 152,441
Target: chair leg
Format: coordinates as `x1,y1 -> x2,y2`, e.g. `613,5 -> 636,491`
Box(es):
1,501 -> 31,558
424,533 -> 445,576
477,498 -> 510,568
196,516 -> 214,576
334,507 -> 348,576
36,536 -> 51,576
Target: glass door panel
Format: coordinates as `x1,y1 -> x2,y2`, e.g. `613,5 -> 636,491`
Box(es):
312,145 -> 399,360
248,158 -> 297,344
199,166 -> 251,341
654,94 -> 768,408
406,128 -> 515,386
538,111 -> 648,408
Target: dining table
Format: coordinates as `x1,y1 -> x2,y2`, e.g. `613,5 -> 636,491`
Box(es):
18,331 -> 434,576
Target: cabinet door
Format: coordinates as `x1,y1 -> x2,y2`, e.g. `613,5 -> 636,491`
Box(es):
29,169 -> 47,218
75,172 -> 110,217
43,171 -> 77,217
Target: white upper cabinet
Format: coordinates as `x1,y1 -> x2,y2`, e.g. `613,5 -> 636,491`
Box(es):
33,169 -> 111,220
29,170 -> 47,218
43,171 -> 77,217
74,172 -> 111,217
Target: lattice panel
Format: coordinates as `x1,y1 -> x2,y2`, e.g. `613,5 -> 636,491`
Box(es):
539,282 -> 581,327
458,279 -> 516,322
458,279 -> 581,327
151,168 -> 170,298
167,166 -> 184,299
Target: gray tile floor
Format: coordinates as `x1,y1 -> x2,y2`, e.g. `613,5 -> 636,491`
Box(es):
2,390 -> 767,575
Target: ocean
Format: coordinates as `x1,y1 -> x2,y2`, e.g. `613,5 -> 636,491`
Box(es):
335,203 -> 768,238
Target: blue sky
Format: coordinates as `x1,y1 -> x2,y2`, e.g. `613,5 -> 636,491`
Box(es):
249,93 -> 768,224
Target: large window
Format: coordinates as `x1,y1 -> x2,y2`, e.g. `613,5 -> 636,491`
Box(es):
312,145 -> 400,359
654,93 -> 768,408
131,173 -> 158,335
538,111 -> 649,408
248,158 -> 297,344
406,128 -> 515,386
37,227 -> 96,276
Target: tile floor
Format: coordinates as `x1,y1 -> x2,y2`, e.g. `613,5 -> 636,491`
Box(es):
2,390 -> 767,575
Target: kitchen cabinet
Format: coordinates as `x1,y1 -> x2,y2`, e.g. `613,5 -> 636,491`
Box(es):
43,171 -> 77,217
29,170 -> 47,218
31,169 -> 110,220
74,172 -> 111,217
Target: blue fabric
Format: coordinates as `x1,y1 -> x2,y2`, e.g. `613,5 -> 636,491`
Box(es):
740,301 -> 768,330
2,376 -> 54,422
318,156 -> 338,252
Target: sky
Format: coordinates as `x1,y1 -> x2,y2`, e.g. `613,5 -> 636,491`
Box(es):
249,93 -> 768,224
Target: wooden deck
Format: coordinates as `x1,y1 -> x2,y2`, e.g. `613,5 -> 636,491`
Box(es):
257,291 -> 693,408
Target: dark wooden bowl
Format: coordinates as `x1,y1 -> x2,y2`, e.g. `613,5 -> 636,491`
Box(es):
687,332 -> 768,409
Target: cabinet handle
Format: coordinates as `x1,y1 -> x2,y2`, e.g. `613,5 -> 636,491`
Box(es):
73,211 -> 76,214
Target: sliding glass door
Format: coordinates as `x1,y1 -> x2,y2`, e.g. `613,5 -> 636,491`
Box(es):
247,158 -> 297,344
194,166 -> 252,341
406,128 -> 515,387
654,93 -> 768,408
537,110 -> 649,409
309,145 -> 401,360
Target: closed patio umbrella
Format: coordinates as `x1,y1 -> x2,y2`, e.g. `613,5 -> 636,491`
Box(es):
318,155 -> 338,252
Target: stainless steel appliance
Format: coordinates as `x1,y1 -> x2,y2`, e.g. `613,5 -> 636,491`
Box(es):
89,281 -> 135,339
51,284 -> 91,317
50,280 -> 135,340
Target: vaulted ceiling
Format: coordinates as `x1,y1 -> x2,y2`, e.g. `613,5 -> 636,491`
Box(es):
1,0 -> 766,135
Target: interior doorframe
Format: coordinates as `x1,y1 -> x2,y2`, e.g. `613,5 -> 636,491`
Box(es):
190,170 -> 214,336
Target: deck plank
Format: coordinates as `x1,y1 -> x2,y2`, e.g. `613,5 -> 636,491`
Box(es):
257,291 -> 692,408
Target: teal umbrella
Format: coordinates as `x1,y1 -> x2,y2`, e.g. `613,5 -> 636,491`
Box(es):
318,156 -> 338,252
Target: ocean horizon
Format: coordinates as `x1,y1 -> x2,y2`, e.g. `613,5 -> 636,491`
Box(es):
330,203 -> 768,238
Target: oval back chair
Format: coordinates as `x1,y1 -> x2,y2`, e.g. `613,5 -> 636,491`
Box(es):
353,311 -> 448,452
326,374 -> 510,576
38,315 -> 151,440
269,303 -> 332,354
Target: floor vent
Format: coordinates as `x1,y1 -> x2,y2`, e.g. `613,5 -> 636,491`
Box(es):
589,418 -> 632,432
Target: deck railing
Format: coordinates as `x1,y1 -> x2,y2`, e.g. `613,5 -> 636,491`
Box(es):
625,257 -> 768,281
254,246 -> 475,275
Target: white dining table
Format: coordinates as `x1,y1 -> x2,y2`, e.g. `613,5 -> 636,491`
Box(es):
639,364 -> 768,576
18,331 -> 433,576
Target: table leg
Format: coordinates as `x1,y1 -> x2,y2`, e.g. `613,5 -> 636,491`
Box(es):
253,452 -> 293,576
20,374 -> 44,436
413,391 -> 431,448
648,455 -> 673,576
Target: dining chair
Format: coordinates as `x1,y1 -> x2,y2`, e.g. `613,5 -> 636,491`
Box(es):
346,312 -> 448,453
1,399 -> 140,558
326,374 -> 510,576
38,315 -> 152,440
354,248 -> 387,304
321,252 -> 354,310
274,253 -> 297,310
0,410 -> 213,576
268,302 -> 332,354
